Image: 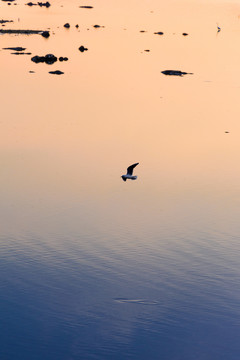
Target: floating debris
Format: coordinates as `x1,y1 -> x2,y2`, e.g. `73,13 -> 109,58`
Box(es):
144,49 -> 150,52
182,32 -> 188,36
161,70 -> 193,76
64,23 -> 70,28
93,24 -> 104,28
139,30 -> 146,33
31,53 -> 57,64
114,298 -> 158,305
154,31 -> 164,35
49,70 -> 64,75
79,45 -> 88,52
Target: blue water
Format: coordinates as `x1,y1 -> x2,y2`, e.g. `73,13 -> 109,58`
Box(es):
1,199 -> 240,360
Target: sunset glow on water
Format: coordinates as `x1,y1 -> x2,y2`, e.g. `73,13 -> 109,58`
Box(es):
1,0 -> 240,359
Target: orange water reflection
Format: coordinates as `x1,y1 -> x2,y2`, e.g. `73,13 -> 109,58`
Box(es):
1,0 -> 240,232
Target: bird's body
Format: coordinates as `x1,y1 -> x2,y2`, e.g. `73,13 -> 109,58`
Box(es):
122,174 -> 138,181
121,163 -> 139,181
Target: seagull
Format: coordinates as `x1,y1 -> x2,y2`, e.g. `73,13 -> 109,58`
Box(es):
121,163 -> 139,181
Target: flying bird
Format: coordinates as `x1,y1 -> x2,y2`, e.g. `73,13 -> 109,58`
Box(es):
121,163 -> 139,181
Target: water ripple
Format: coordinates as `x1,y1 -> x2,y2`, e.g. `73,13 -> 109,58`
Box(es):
114,298 -> 159,305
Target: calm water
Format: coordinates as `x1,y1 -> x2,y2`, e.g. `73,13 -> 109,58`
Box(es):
1,0 -> 240,359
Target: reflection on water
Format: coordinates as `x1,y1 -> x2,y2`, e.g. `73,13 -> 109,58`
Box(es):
1,0 -> 240,359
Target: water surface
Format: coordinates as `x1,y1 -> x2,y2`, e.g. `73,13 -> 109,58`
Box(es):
1,0 -> 240,359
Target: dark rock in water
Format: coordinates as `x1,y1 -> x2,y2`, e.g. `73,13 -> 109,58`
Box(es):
43,53 -> 57,64
3,46 -> 26,51
75,24 -> 79,28
0,20 -> 14,23
42,31 -> 50,38
79,45 -> 88,52
32,54 -> 68,64
49,70 -> 64,75
144,49 -> 150,52
29,70 -> 35,73
140,30 -> 146,33
161,70 -> 193,76
38,1 -> 51,7
93,24 -> 104,28
64,23 -> 70,28
31,53 -> 57,64
154,31 -> 164,35
182,32 -> 188,36
59,56 -> 68,61
26,1 -> 50,6
0,29 -> 46,35
79,5 -> 93,8
31,55 -> 45,63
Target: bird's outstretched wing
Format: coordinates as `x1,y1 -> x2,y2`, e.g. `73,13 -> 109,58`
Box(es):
127,163 -> 139,175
